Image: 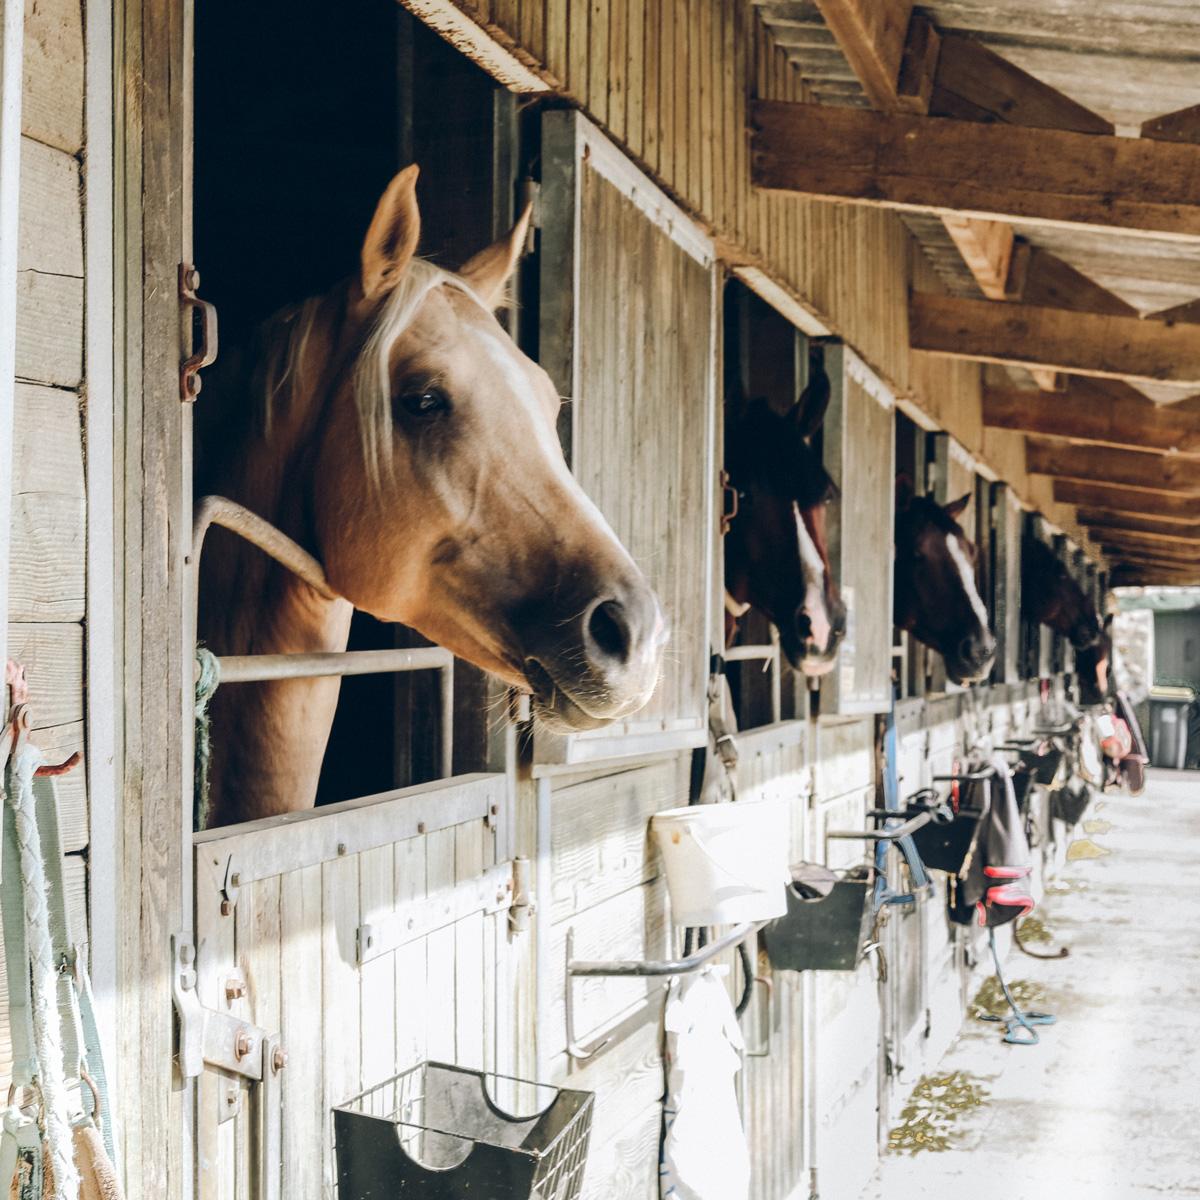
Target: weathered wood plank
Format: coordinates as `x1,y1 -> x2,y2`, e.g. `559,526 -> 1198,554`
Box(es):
18,135 -> 82,276
910,293 -> 1200,387
14,268 -> 82,387
5,622 -> 82,726
751,100 -> 1200,241
1027,439 -> 1200,495
941,215 -> 1016,301
358,844 -> 396,1089
193,772 -> 501,883
1141,102 -> 1200,146
21,0 -> 84,154
8,382 -> 84,622
1020,247 -> 1140,318
1077,509 -> 1200,538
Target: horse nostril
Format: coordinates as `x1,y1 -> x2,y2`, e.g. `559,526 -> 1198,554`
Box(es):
586,599 -> 633,665
794,610 -> 814,643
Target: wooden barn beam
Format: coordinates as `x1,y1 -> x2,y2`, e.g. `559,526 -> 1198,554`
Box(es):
1020,248 -> 1140,319
1084,523 -> 1200,548
983,379 -> 1200,455
928,33 -> 1113,135
941,215 -> 1020,301
1077,510 -> 1200,538
810,0 -> 916,112
1148,296 -> 1200,325
1141,103 -> 1200,146
1026,439 -> 1200,495
909,293 -> 1200,386
1100,543 -> 1199,569
1053,480 -> 1200,521
751,101 -> 1200,241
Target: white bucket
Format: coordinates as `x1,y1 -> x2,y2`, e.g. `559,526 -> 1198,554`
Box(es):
651,800 -> 790,927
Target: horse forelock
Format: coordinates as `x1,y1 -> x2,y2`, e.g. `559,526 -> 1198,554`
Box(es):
351,258 -> 489,489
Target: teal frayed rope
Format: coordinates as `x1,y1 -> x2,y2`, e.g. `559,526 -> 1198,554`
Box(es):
194,646 -> 221,830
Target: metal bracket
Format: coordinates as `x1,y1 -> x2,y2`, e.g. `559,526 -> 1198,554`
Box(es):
508,856 -> 535,934
172,933 -> 283,1085
179,263 -> 219,401
220,856 -> 241,917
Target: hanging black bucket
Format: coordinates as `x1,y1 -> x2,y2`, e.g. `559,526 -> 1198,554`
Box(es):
334,1062 -> 594,1200
762,864 -> 874,972
1020,745 -> 1064,787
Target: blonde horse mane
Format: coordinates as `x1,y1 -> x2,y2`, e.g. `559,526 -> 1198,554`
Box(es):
256,258 -> 487,489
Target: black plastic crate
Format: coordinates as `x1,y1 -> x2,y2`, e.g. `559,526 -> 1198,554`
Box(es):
334,1062 -> 593,1200
762,866 -> 874,972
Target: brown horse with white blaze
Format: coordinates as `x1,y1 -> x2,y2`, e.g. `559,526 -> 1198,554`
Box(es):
723,353 -> 846,675
196,166 -> 667,827
894,481 -> 996,685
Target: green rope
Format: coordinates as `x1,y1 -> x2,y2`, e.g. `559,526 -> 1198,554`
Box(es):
194,646 -> 221,830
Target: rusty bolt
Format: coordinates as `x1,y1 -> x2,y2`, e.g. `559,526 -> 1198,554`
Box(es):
225,978 -> 246,1003
337,842 -> 348,857
182,266 -> 201,291
417,821 -> 426,835
225,1089 -> 238,1108
229,871 -> 241,889
271,1046 -> 288,1074
234,1031 -> 254,1062
490,805 -> 499,817
220,900 -> 234,917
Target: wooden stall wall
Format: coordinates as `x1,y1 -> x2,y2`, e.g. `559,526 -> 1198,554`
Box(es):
3,0 -> 90,1091
409,0 -> 1095,545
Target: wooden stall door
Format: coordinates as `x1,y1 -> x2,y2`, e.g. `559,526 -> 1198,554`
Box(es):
821,345 -> 895,716
537,110 -> 716,766
190,774 -> 518,1200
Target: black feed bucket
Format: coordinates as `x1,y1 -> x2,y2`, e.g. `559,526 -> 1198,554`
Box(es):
334,1062 -> 594,1200
910,810 -> 983,875
762,865 -> 874,972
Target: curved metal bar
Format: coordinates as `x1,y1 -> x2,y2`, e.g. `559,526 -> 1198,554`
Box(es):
192,495 -> 340,604
827,811 -> 933,842
216,647 -> 452,685
932,765 -> 996,783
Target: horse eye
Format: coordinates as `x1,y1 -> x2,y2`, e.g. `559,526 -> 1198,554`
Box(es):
398,388 -> 449,417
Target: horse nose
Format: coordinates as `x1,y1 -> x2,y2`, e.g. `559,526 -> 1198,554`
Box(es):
958,630 -> 996,668
582,585 -> 664,673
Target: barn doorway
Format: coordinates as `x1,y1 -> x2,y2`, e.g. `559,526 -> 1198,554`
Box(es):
193,1 -> 526,808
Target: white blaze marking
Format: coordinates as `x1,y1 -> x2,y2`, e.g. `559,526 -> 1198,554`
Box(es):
948,535 -> 990,632
472,326 -> 640,573
793,503 -> 831,651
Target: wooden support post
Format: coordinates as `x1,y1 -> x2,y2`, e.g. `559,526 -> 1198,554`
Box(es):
0,0 -> 24,699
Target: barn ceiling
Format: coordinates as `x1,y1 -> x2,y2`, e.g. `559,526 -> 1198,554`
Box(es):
751,0 -> 1200,583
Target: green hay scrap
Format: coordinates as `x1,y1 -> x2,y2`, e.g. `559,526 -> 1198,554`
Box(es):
1067,838 -> 1111,861
887,1071 -> 989,1155
971,975 -> 1046,1021
1016,916 -> 1053,945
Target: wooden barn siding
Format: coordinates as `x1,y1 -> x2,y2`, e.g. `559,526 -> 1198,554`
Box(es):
2,0 -> 88,1094
420,0 -> 1094,547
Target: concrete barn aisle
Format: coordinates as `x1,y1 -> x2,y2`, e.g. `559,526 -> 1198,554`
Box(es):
859,769 -> 1200,1200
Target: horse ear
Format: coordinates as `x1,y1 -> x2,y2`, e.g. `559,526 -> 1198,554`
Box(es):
895,474 -> 914,512
791,359 -> 831,440
944,493 -> 971,521
458,201 -> 534,309
361,165 -> 422,302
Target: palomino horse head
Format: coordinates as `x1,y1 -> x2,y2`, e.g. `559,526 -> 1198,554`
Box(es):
1021,538 -> 1102,653
230,166 -> 667,732
894,482 -> 996,685
724,354 -> 846,675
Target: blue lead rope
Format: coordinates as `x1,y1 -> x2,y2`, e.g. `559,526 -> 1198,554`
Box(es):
981,927 -> 1057,1045
874,698 -> 931,912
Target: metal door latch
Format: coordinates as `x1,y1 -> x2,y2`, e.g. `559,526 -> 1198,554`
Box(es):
171,934 -> 283,1084
180,263 -> 219,401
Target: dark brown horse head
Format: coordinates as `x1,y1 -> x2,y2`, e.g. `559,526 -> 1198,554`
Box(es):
894,481 -> 996,685
1074,616 -> 1112,706
724,358 -> 846,675
1021,538 -> 1102,652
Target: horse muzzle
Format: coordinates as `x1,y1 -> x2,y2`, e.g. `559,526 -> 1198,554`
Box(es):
943,628 -> 997,686
784,595 -> 847,677
521,583 -> 668,732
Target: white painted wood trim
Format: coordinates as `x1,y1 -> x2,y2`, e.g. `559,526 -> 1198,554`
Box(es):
577,115 -> 713,266
845,346 -> 895,411
0,0 -> 25,698
731,266 -> 833,338
83,0 -> 119,1116
399,0 -> 551,93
